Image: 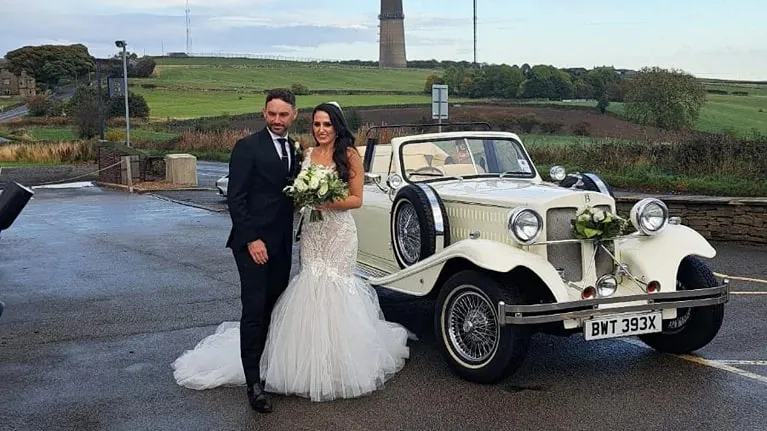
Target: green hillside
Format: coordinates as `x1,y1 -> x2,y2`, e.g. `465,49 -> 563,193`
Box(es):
135,57 -> 434,93
127,57 -> 767,137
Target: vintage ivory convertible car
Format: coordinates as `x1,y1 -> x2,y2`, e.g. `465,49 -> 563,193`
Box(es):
349,123 -> 729,383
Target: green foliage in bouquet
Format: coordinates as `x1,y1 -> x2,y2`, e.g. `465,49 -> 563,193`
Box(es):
571,206 -> 629,240
284,164 -> 349,221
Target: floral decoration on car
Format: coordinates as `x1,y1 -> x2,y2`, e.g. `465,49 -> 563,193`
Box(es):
571,206 -> 629,240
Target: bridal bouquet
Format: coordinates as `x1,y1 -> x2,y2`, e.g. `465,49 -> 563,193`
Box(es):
571,206 -> 629,240
283,164 -> 348,222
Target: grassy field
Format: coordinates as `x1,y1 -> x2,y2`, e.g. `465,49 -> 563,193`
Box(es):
546,93 -> 767,137
131,88 -> 455,119
0,96 -> 25,111
138,57 -> 433,93
129,57 -> 445,119
696,94 -> 767,136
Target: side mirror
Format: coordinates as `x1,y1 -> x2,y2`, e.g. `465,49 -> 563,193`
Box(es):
549,165 -> 567,182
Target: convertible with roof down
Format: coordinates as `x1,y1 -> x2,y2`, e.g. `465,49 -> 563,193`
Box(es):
348,122 -> 729,383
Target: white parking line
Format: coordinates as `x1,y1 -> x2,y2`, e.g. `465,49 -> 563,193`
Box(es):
619,338 -> 767,385
714,272 -> 767,285
679,355 -> 767,384
712,360 -> 767,366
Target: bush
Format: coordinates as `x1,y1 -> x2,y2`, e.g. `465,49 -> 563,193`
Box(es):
516,114 -> 540,133
132,57 -> 156,78
25,95 -> 51,117
624,66 -> 706,130
424,73 -> 444,94
345,108 -> 362,132
105,129 -> 125,141
291,83 -> 309,95
597,93 -> 609,114
540,121 -> 564,134
107,92 -> 150,119
572,121 -> 591,136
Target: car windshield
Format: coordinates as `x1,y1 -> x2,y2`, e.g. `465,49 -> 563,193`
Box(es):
400,137 -> 535,182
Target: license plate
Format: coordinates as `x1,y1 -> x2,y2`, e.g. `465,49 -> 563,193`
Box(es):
584,311 -> 662,341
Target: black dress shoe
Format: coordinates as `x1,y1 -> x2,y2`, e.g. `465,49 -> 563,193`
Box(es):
247,383 -> 273,413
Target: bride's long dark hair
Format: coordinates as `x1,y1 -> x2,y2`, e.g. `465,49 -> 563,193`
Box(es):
311,103 -> 358,183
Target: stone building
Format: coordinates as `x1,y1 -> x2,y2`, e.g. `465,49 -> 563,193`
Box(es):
0,60 -> 36,96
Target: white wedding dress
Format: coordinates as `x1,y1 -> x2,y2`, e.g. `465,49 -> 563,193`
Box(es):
172,150 -> 411,402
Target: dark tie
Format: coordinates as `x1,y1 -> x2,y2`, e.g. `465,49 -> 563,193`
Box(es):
277,138 -> 290,171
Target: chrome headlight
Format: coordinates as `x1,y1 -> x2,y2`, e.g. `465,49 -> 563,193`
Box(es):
507,207 -> 543,245
630,198 -> 669,235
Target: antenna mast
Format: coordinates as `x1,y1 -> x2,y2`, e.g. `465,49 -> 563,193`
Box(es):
473,0 -> 477,66
185,1 -> 192,54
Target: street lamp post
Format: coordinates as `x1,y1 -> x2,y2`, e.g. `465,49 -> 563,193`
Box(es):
115,40 -> 130,147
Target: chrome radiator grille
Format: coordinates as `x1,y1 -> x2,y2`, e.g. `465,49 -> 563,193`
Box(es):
545,205 -> 615,282
546,207 -> 582,281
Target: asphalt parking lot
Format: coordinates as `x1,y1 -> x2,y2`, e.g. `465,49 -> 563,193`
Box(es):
0,185 -> 765,431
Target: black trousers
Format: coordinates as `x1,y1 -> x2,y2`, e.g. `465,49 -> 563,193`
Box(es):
232,239 -> 292,386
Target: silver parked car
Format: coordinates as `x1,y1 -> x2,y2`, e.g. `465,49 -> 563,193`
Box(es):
216,175 -> 228,197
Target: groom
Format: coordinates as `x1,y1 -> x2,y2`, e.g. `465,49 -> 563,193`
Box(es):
226,88 -> 300,413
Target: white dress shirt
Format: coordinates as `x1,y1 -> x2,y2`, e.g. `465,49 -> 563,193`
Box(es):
267,129 -> 291,170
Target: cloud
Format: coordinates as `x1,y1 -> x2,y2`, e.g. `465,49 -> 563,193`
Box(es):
0,8 -> 374,58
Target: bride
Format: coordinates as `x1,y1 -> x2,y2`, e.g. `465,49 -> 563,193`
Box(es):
172,102 -> 412,405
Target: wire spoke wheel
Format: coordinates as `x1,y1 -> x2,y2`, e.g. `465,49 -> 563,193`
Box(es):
446,287 -> 499,364
395,202 -> 421,264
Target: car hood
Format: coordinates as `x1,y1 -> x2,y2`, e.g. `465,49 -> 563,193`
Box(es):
429,178 -> 612,208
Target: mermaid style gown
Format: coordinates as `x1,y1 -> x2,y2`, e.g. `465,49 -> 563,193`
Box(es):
172,150 -> 411,402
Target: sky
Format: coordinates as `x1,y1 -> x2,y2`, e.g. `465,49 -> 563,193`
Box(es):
1,0 -> 765,80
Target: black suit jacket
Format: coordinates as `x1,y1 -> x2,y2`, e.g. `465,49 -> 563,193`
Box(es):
226,127 -> 301,252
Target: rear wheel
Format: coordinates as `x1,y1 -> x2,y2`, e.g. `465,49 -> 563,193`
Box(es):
435,270 -> 530,383
638,256 -> 725,353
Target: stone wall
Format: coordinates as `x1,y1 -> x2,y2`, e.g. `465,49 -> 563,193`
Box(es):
615,194 -> 767,245
95,141 -> 165,185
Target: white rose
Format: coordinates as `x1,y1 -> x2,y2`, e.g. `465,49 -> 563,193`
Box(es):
318,182 -> 328,196
309,176 -> 320,190
295,180 -> 308,192
592,210 -> 606,223
578,213 -> 591,223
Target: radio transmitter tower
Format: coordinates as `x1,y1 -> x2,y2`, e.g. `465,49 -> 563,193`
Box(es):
378,0 -> 406,68
185,1 -> 193,54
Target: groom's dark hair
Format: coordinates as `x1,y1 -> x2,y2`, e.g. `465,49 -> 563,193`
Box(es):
265,88 -> 296,107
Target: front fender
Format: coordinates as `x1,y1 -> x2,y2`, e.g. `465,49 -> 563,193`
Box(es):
617,224 -> 716,294
368,238 -> 569,302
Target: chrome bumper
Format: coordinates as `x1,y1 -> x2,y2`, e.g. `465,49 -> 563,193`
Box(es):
498,279 -> 729,326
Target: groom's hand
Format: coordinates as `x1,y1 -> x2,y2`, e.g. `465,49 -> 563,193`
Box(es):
248,240 -> 268,264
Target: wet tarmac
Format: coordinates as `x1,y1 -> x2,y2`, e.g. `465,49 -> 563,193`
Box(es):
0,186 -> 765,431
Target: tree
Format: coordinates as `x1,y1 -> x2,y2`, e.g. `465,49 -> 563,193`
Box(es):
584,66 -> 618,99
597,93 -> 610,114
67,86 -> 101,139
624,67 -> 706,130
5,44 -> 95,89
106,92 -> 150,119
423,73 -> 443,93
470,65 -> 524,99
131,57 -> 156,78
518,65 -> 574,100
